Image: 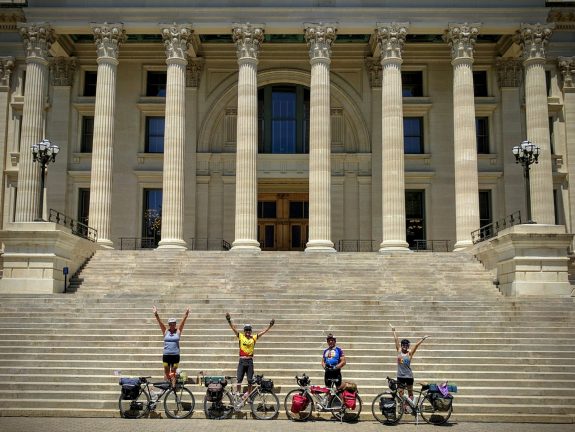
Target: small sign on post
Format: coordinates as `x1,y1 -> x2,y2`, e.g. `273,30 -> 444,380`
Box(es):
63,267 -> 69,293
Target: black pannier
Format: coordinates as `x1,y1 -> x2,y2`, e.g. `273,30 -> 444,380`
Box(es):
119,377 -> 141,401
430,392 -> 453,412
380,397 -> 396,419
206,382 -> 225,402
260,379 -> 274,392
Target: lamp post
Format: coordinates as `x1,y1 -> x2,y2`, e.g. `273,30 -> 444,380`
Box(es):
31,138 -> 59,221
512,140 -> 540,224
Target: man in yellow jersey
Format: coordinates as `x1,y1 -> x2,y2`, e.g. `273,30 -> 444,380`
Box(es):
226,312 -> 274,394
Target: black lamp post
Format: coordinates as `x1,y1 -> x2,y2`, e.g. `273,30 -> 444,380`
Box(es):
512,140 -> 540,224
31,138 -> 59,221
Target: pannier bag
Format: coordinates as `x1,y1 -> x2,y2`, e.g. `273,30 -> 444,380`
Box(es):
260,378 -> 274,392
340,382 -> 358,392
206,382 -> 225,402
119,377 -> 141,401
291,393 -> 309,414
342,390 -> 357,410
430,392 -> 453,412
380,397 -> 396,419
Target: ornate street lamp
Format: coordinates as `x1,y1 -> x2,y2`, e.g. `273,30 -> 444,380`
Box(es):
31,138 -> 59,221
512,140 -> 540,224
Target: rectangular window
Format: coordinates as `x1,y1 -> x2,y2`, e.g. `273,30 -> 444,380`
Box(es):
81,116 -> 94,153
404,117 -> 424,154
271,89 -> 297,153
289,201 -> 309,219
553,189 -> 560,225
77,188 -> 90,225
549,117 -> 555,155
545,70 -> 552,97
476,117 -> 489,154
405,190 -> 425,247
257,201 -> 277,219
473,71 -> 488,97
402,71 -> 423,97
83,71 -> 97,97
145,117 -> 165,153
143,189 -> 162,247
146,71 -> 167,97
479,190 -> 492,227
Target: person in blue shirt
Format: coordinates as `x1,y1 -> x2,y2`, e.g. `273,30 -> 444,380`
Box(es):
322,333 -> 346,387
153,305 -> 190,387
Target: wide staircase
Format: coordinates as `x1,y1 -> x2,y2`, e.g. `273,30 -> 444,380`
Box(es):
0,250 -> 574,422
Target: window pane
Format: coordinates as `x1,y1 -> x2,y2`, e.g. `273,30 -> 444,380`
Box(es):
81,116 -> 94,153
290,201 -> 303,219
402,71 -> 423,97
143,189 -> 162,246
258,201 -> 276,218
146,71 -> 167,97
291,225 -> 302,248
405,190 -> 425,247
145,117 -> 165,153
404,117 -> 423,154
264,225 -> 275,248
476,117 -> 489,154
479,190 -> 492,227
77,188 -> 90,225
473,71 -> 488,97
272,90 -> 296,153
83,71 -> 97,97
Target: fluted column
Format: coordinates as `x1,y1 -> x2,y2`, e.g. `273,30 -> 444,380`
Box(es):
231,23 -> 264,251
0,57 -> 15,227
444,23 -> 481,250
377,23 -> 410,252
157,24 -> 192,250
89,23 -> 126,248
559,57 -> 575,243
305,23 -> 337,252
15,24 -> 54,222
515,24 -> 555,224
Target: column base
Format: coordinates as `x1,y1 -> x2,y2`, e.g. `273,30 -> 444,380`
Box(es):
231,239 -> 261,252
96,238 -> 114,249
157,238 -> 188,250
305,240 -> 336,253
453,239 -> 473,251
379,240 -> 411,253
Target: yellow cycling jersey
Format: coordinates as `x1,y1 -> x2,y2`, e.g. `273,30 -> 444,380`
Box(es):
238,332 -> 258,357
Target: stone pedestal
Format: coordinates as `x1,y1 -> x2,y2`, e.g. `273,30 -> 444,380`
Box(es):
0,223 -> 99,294
472,224 -> 574,297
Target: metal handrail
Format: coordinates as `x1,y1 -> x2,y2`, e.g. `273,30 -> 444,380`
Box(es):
49,209 -> 97,242
118,237 -> 157,250
336,240 -> 377,252
411,239 -> 451,252
471,210 -> 522,244
189,238 -> 232,251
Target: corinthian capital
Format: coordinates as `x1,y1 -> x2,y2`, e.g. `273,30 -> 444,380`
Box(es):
18,23 -> 55,62
161,23 -> 193,61
304,23 -> 337,61
50,57 -> 77,86
0,57 -> 15,88
514,23 -> 554,63
375,22 -> 409,62
232,23 -> 264,61
91,23 -> 126,61
443,23 -> 481,61
558,57 -> 575,89
495,58 -> 523,88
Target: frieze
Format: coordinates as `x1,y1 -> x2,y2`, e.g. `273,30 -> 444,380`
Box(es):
91,23 -> 126,61
558,57 -> 575,89
232,23 -> 264,61
495,58 -> 523,88
18,23 -> 55,62
161,24 -> 193,61
0,57 -> 15,88
304,23 -> 337,61
514,23 -> 554,62
186,58 -> 204,87
365,56 -> 382,88
443,23 -> 481,61
50,57 -> 77,87
375,23 -> 409,61
548,9 -> 575,30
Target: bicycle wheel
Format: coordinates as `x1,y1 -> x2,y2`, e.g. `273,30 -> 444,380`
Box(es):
284,389 -> 313,422
419,392 -> 453,425
250,389 -> 280,420
371,391 -> 404,425
119,388 -> 150,419
163,386 -> 195,419
203,391 -> 234,419
328,392 -> 362,423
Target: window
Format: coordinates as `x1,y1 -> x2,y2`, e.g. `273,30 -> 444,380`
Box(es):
479,190 -> 492,228
83,71 -> 97,97
146,71 -> 167,97
549,117 -> 555,155
77,188 -> 90,225
404,117 -> 424,154
473,71 -> 488,97
145,117 -> 165,153
402,71 -> 423,97
406,190 -> 425,247
476,117 -> 489,154
257,201 -> 277,219
289,201 -> 309,219
80,116 -> 94,153
258,85 -> 310,154
545,70 -> 552,96
142,189 -> 162,248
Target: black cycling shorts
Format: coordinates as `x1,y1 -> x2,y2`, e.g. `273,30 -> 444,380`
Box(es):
324,368 -> 342,387
162,354 -> 180,368
397,377 -> 414,387
237,357 -> 254,384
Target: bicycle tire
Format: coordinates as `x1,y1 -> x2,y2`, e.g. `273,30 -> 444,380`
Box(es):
284,389 -> 313,422
328,392 -> 362,423
203,391 -> 233,419
119,388 -> 150,419
250,389 -> 280,420
419,392 -> 453,425
371,391 -> 404,425
163,386 -> 195,419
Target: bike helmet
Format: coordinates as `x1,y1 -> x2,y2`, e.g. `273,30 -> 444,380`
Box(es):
326,333 -> 336,342
243,324 -> 252,332
401,339 -> 410,346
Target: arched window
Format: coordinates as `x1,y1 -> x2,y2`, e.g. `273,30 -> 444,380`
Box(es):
258,84 -> 310,154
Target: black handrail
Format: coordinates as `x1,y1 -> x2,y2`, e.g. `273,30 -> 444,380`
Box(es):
49,209 -> 97,242
411,239 -> 451,252
118,237 -> 157,250
188,238 -> 231,251
471,210 -> 522,244
336,240 -> 377,252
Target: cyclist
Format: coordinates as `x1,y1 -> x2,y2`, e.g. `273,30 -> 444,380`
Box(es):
225,312 -> 274,395
322,333 -> 346,388
390,324 -> 429,405
153,305 -> 190,387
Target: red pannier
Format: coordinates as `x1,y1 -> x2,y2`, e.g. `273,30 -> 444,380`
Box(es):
310,385 -> 330,394
342,390 -> 357,410
291,393 -> 309,413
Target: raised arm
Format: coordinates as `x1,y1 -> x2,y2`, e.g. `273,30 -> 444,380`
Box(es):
390,323 -> 400,352
225,312 -> 239,337
410,335 -> 430,357
257,319 -> 275,339
178,307 -> 190,333
153,305 -> 166,335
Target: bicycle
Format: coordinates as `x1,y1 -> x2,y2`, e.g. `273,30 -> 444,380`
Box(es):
371,376 -> 455,425
118,374 -> 195,419
203,374 -> 280,420
284,374 -> 362,423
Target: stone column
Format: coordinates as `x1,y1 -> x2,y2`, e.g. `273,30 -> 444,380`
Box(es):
15,24 -> 54,222
559,57 -> 575,245
376,23 -> 410,252
0,57 -> 14,227
444,23 -> 481,250
305,23 -> 337,252
157,24 -> 193,250
230,23 -> 264,251
89,23 -> 126,248
515,23 -> 555,224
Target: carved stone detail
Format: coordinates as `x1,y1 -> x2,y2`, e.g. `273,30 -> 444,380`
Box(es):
375,22 -> 409,61
558,57 -> 575,89
186,58 -> 204,87
232,23 -> 264,61
161,23 -> 193,61
304,23 -> 337,61
514,23 -> 554,62
91,23 -> 126,61
496,57 -> 523,88
18,23 -> 55,62
443,23 -> 481,61
365,56 -> 382,88
0,57 -> 15,88
50,57 -> 77,87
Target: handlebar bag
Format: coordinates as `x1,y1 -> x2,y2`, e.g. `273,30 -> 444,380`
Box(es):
260,379 -> 274,392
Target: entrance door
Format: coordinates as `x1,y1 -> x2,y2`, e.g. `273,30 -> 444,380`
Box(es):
258,193 -> 308,251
